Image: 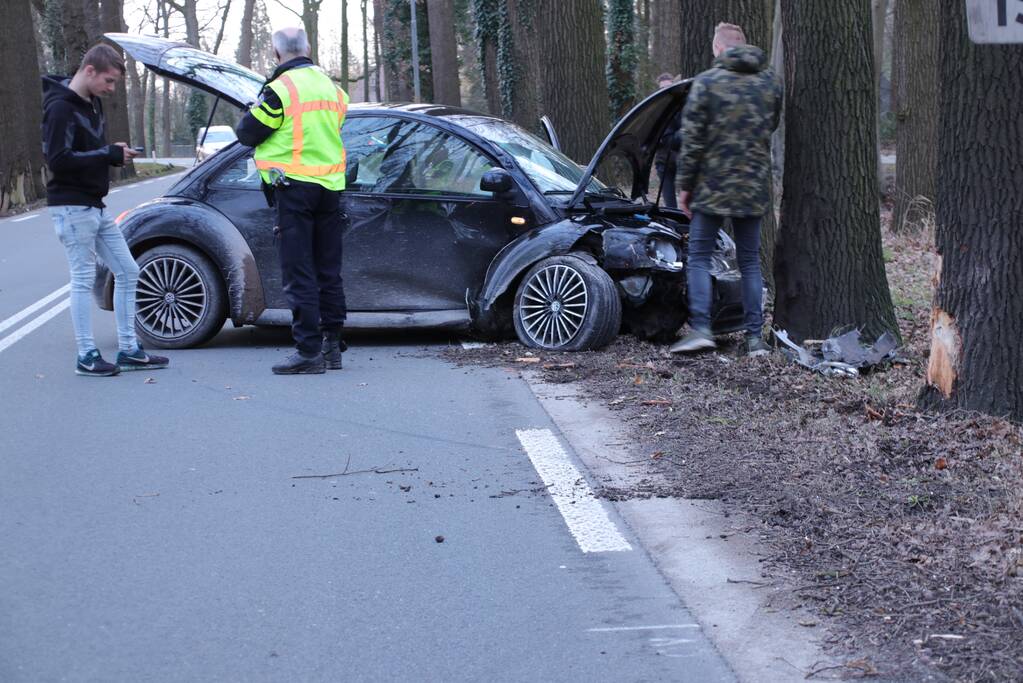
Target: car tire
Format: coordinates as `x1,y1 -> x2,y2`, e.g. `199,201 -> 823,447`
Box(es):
512,254 -> 622,351
134,243 -> 227,349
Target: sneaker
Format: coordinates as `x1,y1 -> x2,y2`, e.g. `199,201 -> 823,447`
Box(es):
745,335 -> 771,357
669,328 -> 717,354
272,351 -> 325,375
117,345 -> 169,371
76,349 -> 119,377
321,336 -> 346,370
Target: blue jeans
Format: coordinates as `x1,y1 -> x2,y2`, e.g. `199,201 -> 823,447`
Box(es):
686,211 -> 763,337
50,206 -> 140,356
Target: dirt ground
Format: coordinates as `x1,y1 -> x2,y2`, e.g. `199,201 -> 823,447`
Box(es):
447,219 -> 1023,681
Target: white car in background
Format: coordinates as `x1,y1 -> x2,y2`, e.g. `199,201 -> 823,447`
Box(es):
195,125 -> 237,161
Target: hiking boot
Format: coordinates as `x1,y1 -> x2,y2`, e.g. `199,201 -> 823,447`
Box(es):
322,335 -> 347,370
745,335 -> 771,357
272,351 -> 325,375
76,349 -> 119,377
117,345 -> 169,371
668,328 -> 717,354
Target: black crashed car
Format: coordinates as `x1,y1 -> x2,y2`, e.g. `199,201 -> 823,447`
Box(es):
96,34 -> 745,351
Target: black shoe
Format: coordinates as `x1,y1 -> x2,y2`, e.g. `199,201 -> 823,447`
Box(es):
117,345 -> 169,371
76,349 -> 119,377
668,328 -> 717,354
272,351 -> 325,375
322,336 -> 346,370
745,335 -> 771,358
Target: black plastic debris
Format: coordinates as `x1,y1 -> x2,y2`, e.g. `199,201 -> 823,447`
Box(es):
773,328 -> 902,378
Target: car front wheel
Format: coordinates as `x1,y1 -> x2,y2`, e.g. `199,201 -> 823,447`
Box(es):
134,244 -> 227,349
512,254 -> 622,351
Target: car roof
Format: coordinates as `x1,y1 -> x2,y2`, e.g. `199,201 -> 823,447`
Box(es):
348,102 -> 502,124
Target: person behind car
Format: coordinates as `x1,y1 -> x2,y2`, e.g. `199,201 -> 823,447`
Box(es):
670,23 -> 781,358
42,44 -> 169,377
235,27 -> 350,375
653,73 -> 682,210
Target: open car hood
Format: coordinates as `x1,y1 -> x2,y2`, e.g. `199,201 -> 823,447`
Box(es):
105,33 -> 264,109
567,81 -> 691,208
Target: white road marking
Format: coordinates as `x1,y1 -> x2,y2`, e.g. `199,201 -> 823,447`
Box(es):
11,214 -> 37,223
516,428 -> 632,553
461,341 -> 487,349
0,299 -> 70,354
0,284 -> 71,335
109,188 -> 122,194
587,624 -> 701,633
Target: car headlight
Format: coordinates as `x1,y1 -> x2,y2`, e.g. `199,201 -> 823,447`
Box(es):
647,236 -> 682,267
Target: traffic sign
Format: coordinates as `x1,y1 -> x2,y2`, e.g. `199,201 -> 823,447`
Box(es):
966,0 -> 1023,43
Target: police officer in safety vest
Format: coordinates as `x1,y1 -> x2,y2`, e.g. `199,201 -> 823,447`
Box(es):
235,27 -> 350,374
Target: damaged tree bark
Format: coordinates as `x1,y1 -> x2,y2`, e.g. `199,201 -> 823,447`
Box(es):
918,0 -> 1023,421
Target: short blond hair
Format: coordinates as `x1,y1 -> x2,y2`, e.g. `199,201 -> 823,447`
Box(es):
713,22 -> 747,49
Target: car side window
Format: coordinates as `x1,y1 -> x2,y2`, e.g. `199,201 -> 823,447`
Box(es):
343,116 -> 497,197
209,153 -> 261,190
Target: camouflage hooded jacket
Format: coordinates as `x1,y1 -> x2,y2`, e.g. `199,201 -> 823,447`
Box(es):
677,45 -> 782,217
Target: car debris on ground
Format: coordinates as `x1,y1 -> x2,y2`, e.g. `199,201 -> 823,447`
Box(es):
772,328 -> 904,378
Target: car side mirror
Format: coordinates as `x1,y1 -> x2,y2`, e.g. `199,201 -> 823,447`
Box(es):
480,169 -> 513,194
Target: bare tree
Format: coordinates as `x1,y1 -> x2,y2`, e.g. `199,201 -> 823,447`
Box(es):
891,0 -> 938,232
99,0 -> 135,178
341,0 -> 349,89
237,0 -> 257,67
649,0 -> 681,79
0,0 -> 47,211
918,0 -> 1023,421
275,0 -> 324,63
361,0 -> 370,100
427,0 -> 461,106
774,0 -> 898,341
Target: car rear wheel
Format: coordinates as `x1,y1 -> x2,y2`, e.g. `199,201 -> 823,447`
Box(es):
512,255 -> 622,351
134,244 -> 227,349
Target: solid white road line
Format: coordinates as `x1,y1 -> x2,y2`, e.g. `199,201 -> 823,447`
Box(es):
516,428 -> 633,553
0,299 -> 70,354
11,214 -> 37,223
0,284 -> 71,335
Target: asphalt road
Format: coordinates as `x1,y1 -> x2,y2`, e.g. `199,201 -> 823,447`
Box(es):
0,175 -> 735,682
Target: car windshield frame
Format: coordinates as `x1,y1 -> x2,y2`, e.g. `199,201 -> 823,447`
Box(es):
459,118 -> 616,202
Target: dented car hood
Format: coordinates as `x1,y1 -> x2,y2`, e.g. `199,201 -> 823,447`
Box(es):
105,33 -> 264,109
567,81 -> 690,208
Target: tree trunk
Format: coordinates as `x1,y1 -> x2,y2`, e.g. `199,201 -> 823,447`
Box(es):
42,0 -> 93,74
341,0 -> 349,89
382,0 -> 413,101
635,0 -> 651,91
918,0 -> 1023,421
303,0 -> 323,65
100,0 -> 135,179
774,0 -> 898,342
533,0 -> 608,162
159,0 -> 172,156
649,0 -> 681,78
471,0 -> 500,114
373,0 -> 386,100
127,56 -> 146,154
892,0 -> 938,232
167,0 -> 200,46
501,0 -> 541,126
606,0 -> 636,120
361,0 -> 370,100
0,0 -> 47,211
427,0 -> 461,106
237,0 -> 256,66
871,0 -> 888,183
679,0 -> 772,78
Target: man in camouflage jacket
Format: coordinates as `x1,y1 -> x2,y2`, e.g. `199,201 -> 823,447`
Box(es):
669,23 -> 782,357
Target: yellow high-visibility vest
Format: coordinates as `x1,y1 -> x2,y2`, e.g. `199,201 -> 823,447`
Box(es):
251,65 -> 349,191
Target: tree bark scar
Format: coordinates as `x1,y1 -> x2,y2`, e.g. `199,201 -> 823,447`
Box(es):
927,308 -> 960,399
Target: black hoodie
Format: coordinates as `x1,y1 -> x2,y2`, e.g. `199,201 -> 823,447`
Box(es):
41,75 -> 125,208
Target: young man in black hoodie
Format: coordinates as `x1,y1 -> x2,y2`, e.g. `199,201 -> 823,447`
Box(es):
42,44 -> 168,376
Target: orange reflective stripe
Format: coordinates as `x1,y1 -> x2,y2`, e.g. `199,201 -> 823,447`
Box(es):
293,100 -> 344,114
256,159 -> 346,176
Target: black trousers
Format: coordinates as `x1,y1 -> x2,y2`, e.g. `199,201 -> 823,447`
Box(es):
274,179 -> 348,356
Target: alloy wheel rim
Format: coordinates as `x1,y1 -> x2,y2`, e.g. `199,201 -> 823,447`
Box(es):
136,256 -> 207,340
520,264 -> 588,348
